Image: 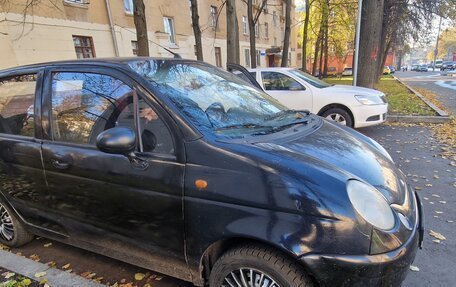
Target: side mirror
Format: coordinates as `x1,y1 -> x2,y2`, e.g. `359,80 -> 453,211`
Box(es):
96,127 -> 136,155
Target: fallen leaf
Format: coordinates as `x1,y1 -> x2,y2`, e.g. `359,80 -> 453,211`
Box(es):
47,261 -> 56,268
410,265 -> 420,272
62,263 -> 71,269
22,278 -> 32,286
4,272 -> 15,279
29,254 -> 40,261
432,239 -> 441,244
432,194 -> 441,198
447,220 -> 454,223
414,186 -> 422,190
34,271 -> 46,278
43,243 -> 52,248
429,230 -> 446,241
435,211 -> 444,214
135,273 -> 146,281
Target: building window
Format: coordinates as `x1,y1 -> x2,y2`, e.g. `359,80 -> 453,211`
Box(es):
264,22 -> 269,38
132,40 -> 138,55
256,50 -> 261,67
163,17 -> 176,44
124,0 -> 133,14
242,16 -> 248,35
272,11 -> 277,27
72,35 -> 95,59
210,6 -> 217,29
64,0 -> 89,5
244,48 -> 251,67
215,47 -> 222,67
255,23 -> 260,38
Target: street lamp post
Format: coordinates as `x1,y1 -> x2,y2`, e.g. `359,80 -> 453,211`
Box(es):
353,0 -> 362,86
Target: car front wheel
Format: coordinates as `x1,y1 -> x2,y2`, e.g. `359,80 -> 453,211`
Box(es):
321,108 -> 353,127
0,202 -> 34,247
209,244 -> 313,287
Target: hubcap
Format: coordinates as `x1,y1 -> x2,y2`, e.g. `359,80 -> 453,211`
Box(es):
326,113 -> 347,126
222,268 -> 280,287
0,203 -> 14,241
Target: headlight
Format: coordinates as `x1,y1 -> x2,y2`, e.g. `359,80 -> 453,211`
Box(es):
347,180 -> 395,230
355,95 -> 384,105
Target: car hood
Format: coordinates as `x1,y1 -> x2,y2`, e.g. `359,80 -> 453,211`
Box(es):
253,120 -> 405,205
325,84 -> 384,96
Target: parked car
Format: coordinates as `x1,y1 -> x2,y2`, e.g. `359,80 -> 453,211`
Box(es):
411,65 -> 419,71
341,67 -> 353,76
388,66 -> 396,73
0,58 -> 423,287
383,66 -> 391,75
418,64 -> 428,72
247,67 -> 388,128
327,66 -> 338,77
441,61 -> 455,71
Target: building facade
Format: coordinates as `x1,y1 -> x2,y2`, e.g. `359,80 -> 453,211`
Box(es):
0,0 -> 298,70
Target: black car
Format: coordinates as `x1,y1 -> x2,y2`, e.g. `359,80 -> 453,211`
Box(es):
0,58 -> 423,287
441,61 -> 455,71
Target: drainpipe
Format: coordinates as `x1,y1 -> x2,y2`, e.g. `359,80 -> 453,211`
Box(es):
105,0 -> 120,57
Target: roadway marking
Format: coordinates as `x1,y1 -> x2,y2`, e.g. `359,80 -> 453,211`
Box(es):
435,80 -> 456,91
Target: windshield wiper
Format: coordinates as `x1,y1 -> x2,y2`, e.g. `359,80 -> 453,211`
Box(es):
216,123 -> 271,131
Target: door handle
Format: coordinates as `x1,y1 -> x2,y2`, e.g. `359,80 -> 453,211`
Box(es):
51,159 -> 71,170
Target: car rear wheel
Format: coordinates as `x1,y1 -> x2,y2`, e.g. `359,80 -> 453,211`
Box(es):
321,108 -> 353,127
209,244 -> 313,287
0,202 -> 34,247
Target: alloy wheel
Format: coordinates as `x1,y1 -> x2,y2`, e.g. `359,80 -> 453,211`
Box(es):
325,113 -> 347,126
222,268 -> 280,287
0,203 -> 14,241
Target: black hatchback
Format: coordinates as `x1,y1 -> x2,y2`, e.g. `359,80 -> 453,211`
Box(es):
0,58 -> 423,287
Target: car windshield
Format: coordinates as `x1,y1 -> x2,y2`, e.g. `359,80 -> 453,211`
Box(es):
288,69 -> 331,89
128,60 -> 310,137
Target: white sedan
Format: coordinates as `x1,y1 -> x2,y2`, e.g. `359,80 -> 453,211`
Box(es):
246,68 -> 388,128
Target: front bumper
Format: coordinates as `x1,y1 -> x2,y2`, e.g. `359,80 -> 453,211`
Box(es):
352,104 -> 388,128
300,192 -> 423,287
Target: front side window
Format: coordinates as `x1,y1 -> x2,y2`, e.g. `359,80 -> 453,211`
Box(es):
128,60 -> 310,138
51,72 -> 173,154
261,72 -> 304,91
163,17 -> 176,44
288,69 -> 330,88
73,36 -> 95,59
0,74 -> 36,137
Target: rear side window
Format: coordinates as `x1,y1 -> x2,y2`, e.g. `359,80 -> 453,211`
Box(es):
0,74 -> 36,137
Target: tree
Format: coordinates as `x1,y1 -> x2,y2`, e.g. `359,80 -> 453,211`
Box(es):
247,0 -> 268,68
281,0 -> 292,67
133,0 -> 149,56
226,0 -> 240,64
357,0 -> 384,88
190,0 -> 203,61
301,0 -> 315,72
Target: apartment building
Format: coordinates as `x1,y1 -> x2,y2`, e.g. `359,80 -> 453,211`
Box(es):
0,0 -> 298,70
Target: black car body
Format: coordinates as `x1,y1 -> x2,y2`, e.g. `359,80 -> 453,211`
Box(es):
0,58 -> 423,287
440,61 -> 455,71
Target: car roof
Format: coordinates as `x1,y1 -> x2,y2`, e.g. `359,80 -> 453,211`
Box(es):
248,67 -> 295,72
0,57 -> 196,74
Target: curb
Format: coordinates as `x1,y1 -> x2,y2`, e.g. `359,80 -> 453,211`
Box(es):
387,115 -> 451,124
0,249 -> 105,287
392,75 -> 451,122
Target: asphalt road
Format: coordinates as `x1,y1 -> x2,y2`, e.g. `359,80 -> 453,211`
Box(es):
395,70 -> 456,115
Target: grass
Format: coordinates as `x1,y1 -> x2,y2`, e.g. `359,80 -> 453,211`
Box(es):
324,75 -> 436,116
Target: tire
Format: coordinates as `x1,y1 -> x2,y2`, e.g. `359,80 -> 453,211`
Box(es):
0,201 -> 34,247
209,244 -> 313,287
321,107 -> 353,127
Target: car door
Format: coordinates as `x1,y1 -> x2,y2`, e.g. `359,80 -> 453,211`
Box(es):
40,67 -> 188,276
0,70 -> 50,229
260,71 -> 313,111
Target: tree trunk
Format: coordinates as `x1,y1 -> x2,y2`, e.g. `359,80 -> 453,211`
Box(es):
357,0 -> 384,88
301,0 -> 310,71
190,0 -> 203,61
323,8 -> 329,78
226,0 -> 240,64
318,28 -> 324,79
133,0 -> 149,56
248,0 -> 257,68
312,26 -> 322,76
281,0 -> 292,67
